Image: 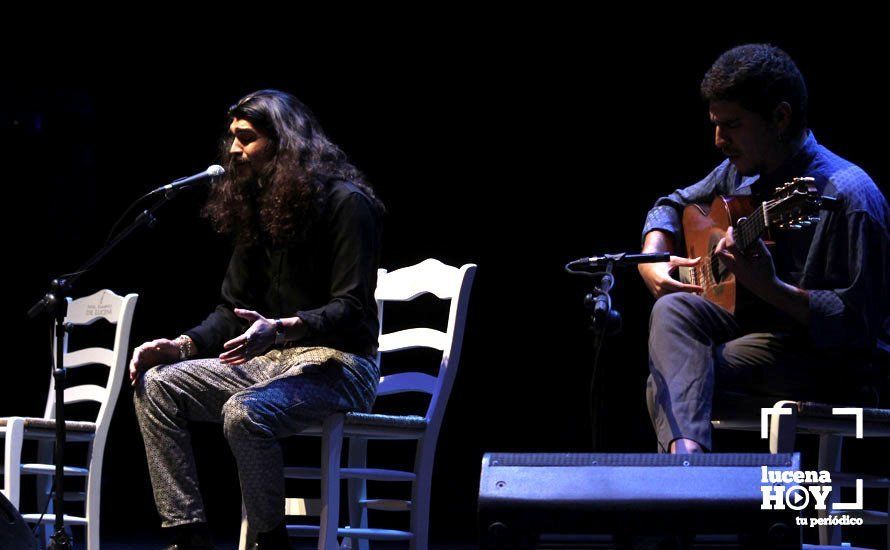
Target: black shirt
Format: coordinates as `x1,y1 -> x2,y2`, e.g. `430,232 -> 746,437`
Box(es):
185,179 -> 383,357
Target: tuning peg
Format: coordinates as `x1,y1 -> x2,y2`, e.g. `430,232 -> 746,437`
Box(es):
775,187 -> 784,194
788,224 -> 802,230
798,220 -> 812,227
808,216 -> 820,223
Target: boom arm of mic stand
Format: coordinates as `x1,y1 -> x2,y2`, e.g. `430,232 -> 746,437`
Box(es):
28,188 -> 180,318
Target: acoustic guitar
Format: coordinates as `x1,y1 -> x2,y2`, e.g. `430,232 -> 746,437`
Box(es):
677,177 -> 833,314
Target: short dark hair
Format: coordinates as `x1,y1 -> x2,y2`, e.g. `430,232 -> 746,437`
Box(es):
701,44 -> 808,136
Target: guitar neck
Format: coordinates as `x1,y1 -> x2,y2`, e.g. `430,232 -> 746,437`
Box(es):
734,204 -> 767,250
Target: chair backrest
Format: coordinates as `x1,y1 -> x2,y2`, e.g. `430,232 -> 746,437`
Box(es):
374,259 -> 476,435
43,289 -> 138,441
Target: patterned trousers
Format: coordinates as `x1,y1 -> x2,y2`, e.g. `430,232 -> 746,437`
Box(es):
133,346 -> 379,531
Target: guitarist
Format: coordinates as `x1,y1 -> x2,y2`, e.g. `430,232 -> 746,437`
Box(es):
637,44 -> 890,454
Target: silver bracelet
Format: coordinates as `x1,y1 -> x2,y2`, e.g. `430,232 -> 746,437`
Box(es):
174,335 -> 195,360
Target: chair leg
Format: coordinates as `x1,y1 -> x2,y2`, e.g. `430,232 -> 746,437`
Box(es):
409,436 -> 434,550
817,434 -> 843,547
346,437 -> 369,550
319,414 -> 344,550
769,401 -> 798,454
2,417 -> 24,508
239,499 -> 257,550
85,441 -> 102,550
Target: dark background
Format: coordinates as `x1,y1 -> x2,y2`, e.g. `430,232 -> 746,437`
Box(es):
3,25 -> 888,547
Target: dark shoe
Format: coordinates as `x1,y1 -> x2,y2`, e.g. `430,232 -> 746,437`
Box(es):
255,518 -> 292,550
162,522 -> 215,549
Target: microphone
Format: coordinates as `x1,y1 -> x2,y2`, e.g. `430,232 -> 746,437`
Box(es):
567,252 -> 671,269
148,165 -> 225,196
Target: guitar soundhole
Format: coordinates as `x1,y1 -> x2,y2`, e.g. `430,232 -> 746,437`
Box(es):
707,234 -> 730,285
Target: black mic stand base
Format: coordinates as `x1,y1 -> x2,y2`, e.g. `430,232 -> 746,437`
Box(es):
49,531 -> 72,550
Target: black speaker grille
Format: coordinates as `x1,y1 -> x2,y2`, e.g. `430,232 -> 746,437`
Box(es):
486,453 -> 796,468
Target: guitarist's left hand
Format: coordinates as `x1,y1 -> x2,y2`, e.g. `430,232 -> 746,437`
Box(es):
715,226 -> 781,298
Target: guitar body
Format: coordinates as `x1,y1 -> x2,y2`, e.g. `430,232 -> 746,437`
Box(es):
675,178 -> 824,315
680,195 -> 756,314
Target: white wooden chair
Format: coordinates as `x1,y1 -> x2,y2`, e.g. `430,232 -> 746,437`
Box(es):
239,258 -> 476,550
1,289 -> 138,550
712,360 -> 890,549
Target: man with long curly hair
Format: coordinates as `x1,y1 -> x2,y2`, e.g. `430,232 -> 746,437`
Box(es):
638,44 -> 889,454
130,90 -> 384,549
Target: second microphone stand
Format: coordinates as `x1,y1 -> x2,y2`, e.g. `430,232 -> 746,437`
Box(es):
579,258 -> 622,451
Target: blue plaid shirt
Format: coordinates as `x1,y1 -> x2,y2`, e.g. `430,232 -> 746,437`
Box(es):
642,132 -> 890,352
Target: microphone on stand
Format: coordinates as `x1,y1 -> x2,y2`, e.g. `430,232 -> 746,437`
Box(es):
102,165 -> 227,246
147,164 -> 225,196
566,252 -> 670,269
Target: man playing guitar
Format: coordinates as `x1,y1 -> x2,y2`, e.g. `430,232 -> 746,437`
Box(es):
637,44 -> 890,454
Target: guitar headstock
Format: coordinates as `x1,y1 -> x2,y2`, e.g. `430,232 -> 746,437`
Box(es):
765,177 -> 826,230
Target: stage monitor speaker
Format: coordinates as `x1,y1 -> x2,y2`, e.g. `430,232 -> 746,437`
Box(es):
0,492 -> 36,550
478,452 -> 801,549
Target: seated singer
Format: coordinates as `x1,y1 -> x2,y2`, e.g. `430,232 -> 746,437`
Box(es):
130,90 -> 384,550
637,44 -> 889,454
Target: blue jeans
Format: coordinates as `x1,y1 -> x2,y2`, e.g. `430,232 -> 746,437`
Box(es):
645,293 -> 863,452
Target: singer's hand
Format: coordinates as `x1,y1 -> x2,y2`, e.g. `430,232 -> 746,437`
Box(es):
219,309 -> 277,365
129,339 -> 180,386
638,256 -> 704,298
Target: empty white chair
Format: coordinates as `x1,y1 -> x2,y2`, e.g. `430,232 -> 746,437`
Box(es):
1,289 -> 138,550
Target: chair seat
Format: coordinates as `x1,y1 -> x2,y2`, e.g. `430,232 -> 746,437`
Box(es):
795,401 -> 890,424
713,399 -> 890,440
297,412 -> 428,439
345,412 -> 427,430
0,417 -> 97,433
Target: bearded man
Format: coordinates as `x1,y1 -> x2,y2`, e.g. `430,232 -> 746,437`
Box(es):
131,89 -> 384,550
638,45 -> 889,454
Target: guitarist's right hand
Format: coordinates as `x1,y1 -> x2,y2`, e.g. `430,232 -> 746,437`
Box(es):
638,256 -> 703,298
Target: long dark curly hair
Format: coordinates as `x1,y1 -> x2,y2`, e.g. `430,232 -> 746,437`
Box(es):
203,89 -> 383,246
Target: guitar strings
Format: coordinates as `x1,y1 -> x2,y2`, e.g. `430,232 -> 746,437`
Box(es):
689,199 -> 778,292
689,185 -> 810,292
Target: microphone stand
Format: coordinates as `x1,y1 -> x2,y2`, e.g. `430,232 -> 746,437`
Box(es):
581,259 -> 622,451
27,188 -> 185,550
567,253 -> 664,450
